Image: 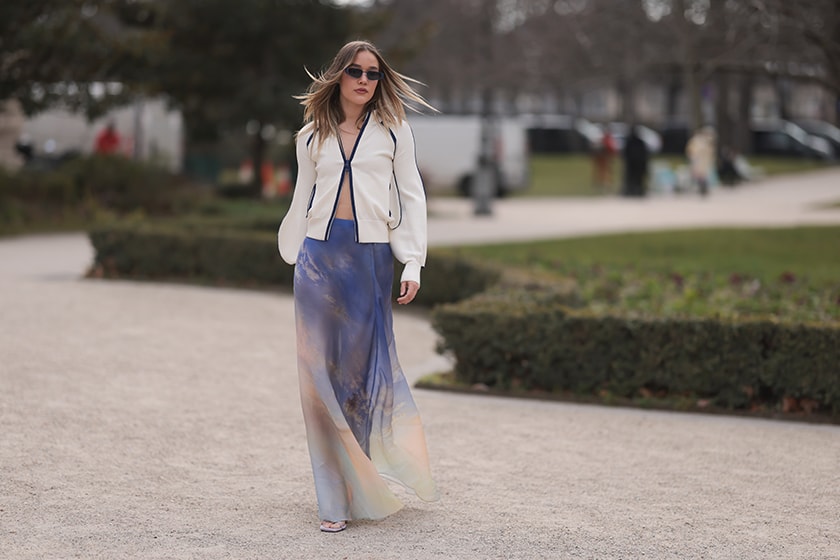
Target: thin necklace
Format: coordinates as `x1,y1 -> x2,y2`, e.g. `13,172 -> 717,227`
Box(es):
338,123 -> 360,134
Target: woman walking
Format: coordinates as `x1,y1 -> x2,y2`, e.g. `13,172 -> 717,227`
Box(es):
277,40 -> 439,533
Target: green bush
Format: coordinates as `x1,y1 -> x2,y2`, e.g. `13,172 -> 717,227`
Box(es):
89,225 -> 293,288
411,251 -> 502,306
166,197 -> 292,234
58,155 -> 200,215
87,224 -> 501,307
0,165 -> 97,228
431,288 -> 840,416
215,181 -> 262,200
1,155 -> 203,233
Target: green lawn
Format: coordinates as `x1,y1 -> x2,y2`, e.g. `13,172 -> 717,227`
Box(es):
457,226 -> 840,285
453,227 -> 840,323
519,155 -> 833,198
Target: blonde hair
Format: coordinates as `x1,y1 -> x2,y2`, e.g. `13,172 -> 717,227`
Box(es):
295,40 -> 435,145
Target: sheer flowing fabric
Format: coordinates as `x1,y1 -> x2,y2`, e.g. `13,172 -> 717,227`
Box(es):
293,219 -> 439,522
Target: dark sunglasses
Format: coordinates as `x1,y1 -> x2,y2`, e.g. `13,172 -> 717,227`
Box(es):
344,67 -> 384,81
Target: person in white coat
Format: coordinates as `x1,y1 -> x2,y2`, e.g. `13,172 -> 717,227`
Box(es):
686,126 -> 717,196
276,40 -> 439,534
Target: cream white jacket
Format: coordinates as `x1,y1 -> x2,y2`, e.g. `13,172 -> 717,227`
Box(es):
277,112 -> 427,284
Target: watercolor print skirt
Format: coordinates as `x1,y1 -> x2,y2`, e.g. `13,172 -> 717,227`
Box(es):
293,219 -> 439,522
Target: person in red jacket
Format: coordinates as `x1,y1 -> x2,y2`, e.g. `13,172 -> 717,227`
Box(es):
592,130 -> 617,191
94,122 -> 121,154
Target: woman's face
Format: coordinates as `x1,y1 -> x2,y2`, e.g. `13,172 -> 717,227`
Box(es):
339,50 -> 380,111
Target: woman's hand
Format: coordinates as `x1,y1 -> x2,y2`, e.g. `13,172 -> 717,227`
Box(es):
397,281 -> 419,305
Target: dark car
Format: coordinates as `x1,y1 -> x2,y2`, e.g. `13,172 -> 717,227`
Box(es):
793,119 -> 840,157
521,114 -> 602,153
659,122 -> 691,154
604,122 -> 662,154
750,119 -> 833,160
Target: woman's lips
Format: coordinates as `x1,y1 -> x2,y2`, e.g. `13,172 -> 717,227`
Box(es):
355,88 -> 368,94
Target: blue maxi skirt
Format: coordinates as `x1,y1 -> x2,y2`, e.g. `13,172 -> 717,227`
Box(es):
293,219 -> 439,522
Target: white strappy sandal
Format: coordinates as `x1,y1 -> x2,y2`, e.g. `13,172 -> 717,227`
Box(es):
320,520 -> 347,533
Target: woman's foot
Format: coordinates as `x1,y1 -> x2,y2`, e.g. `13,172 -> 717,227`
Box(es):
320,520 -> 347,533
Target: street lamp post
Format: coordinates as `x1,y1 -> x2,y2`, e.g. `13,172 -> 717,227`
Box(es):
472,0 -> 496,216
472,99 -> 495,216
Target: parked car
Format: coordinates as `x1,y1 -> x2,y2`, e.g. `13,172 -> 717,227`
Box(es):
793,119 -> 840,157
603,122 -> 662,154
520,114 -> 602,153
408,114 -> 530,197
13,136 -> 82,171
751,119 -> 834,160
659,122 -> 691,154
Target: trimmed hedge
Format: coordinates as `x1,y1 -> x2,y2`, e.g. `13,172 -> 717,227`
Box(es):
431,288 -> 840,416
89,225 -> 293,288
1,155 -> 202,231
87,224 -> 501,307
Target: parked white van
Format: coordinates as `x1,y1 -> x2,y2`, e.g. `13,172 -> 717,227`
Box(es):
407,114 -> 530,196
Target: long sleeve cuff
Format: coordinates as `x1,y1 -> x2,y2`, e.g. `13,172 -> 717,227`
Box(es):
400,261 -> 422,285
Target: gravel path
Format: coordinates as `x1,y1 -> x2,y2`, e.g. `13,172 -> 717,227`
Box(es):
2,171 -> 840,559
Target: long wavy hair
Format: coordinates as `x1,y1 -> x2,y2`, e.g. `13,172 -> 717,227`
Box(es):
295,40 -> 435,146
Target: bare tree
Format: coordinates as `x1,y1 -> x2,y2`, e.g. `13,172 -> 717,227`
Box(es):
365,0 -> 839,131
758,0 -> 840,120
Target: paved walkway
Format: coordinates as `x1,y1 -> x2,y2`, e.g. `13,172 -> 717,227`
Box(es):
427,167 -> 840,246
2,170 -> 840,559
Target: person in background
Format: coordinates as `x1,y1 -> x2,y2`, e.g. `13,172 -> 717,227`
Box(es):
622,125 -> 649,197
686,126 -> 716,196
717,145 -> 744,186
94,121 -> 121,155
276,40 -> 439,534
592,130 -> 617,191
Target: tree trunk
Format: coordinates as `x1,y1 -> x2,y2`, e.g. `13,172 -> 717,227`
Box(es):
715,71 -> 732,153
836,95 -> 840,127
618,75 -> 637,123
666,74 -> 681,122
251,124 -> 265,194
572,90 -> 584,117
737,74 -> 753,154
832,17 -> 840,125
775,77 -> 791,120
679,0 -> 702,130
684,64 -> 703,130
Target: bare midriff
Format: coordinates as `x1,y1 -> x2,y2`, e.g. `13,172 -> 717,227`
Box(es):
335,128 -> 358,220
334,174 -> 354,219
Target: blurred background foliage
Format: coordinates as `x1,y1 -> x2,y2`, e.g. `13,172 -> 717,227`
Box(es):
2,0 -> 838,165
